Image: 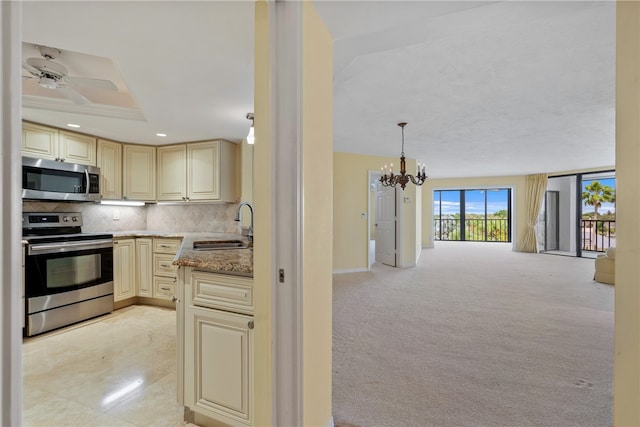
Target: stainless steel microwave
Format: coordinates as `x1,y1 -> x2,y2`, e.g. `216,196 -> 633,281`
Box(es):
22,157 -> 101,202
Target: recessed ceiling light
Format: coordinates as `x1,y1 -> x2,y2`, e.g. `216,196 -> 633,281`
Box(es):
156,133 -> 167,137
67,123 -> 80,128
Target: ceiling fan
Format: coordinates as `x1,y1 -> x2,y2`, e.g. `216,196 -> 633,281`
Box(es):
22,45 -> 118,105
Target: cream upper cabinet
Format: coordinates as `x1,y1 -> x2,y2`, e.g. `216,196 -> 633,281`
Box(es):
157,145 -> 187,201
22,122 -> 59,161
157,140 -> 237,202
59,131 -> 97,166
188,140 -> 227,201
123,144 -> 156,201
114,239 -> 136,302
136,238 -> 153,298
22,123 -> 97,166
97,139 -> 122,200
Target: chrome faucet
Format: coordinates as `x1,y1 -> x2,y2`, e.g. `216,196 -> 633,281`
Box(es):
235,202 -> 254,245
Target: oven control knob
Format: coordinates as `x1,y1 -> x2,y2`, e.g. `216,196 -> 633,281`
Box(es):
62,216 -> 69,222
72,217 -> 78,222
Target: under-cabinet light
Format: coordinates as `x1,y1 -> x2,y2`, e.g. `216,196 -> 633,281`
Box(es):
99,200 -> 145,207
156,133 -> 167,137
66,123 -> 80,128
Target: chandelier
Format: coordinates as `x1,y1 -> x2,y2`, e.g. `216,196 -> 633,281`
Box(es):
380,122 -> 427,190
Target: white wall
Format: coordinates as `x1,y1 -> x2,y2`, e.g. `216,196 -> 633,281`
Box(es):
546,176 -> 577,252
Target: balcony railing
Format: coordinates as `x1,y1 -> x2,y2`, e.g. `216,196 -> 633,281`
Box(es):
434,217 -> 510,242
581,219 -> 616,252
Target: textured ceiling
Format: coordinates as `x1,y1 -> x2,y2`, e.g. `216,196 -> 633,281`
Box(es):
21,1 -> 254,145
316,1 -> 616,178
21,1 -> 615,179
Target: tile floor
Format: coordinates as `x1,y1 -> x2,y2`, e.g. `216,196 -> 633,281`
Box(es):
23,305 -> 196,427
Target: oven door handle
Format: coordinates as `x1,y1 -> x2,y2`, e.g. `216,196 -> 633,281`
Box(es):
28,239 -> 114,255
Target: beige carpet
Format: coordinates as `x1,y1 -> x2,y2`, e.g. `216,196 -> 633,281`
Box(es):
333,242 -> 613,427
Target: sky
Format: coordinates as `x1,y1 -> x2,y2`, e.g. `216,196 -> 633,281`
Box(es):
434,189 -> 509,215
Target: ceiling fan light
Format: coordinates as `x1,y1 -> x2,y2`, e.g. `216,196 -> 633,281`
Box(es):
39,76 -> 57,89
246,112 -> 255,144
246,125 -> 255,145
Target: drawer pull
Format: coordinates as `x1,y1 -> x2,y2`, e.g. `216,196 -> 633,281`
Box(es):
160,263 -> 170,268
161,287 -> 170,291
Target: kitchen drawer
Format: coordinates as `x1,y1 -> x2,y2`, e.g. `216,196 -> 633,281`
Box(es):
190,270 -> 253,315
153,238 -> 181,254
153,276 -> 176,301
153,253 -> 178,277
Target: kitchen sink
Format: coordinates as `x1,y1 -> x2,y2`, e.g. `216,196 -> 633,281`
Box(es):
192,240 -> 250,250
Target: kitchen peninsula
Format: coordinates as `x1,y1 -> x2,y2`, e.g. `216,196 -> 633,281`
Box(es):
173,234 -> 255,427
113,230 -> 255,427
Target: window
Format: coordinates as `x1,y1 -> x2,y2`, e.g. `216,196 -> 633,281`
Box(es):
434,189 -> 511,242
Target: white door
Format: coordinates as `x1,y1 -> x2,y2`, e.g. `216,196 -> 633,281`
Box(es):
375,183 -> 396,266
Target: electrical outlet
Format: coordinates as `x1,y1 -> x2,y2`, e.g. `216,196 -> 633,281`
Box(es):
113,210 -> 120,220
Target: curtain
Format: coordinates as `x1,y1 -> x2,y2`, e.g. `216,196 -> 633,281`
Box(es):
518,173 -> 548,253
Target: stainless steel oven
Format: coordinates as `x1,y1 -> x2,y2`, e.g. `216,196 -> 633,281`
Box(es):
23,212 -> 114,336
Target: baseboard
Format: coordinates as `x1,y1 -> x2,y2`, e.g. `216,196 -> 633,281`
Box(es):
333,267 -> 368,274
328,415 -> 335,427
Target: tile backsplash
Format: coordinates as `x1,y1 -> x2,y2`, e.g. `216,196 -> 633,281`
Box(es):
146,203 -> 240,233
22,201 -> 241,234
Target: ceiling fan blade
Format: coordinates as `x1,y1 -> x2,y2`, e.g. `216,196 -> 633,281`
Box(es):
57,86 -> 90,105
22,62 -> 43,77
67,76 -> 117,91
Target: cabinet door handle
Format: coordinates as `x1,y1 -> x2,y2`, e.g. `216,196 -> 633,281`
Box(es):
247,320 -> 254,330
172,296 -> 178,303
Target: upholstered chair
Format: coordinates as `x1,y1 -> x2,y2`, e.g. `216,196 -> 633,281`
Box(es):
594,247 -> 615,285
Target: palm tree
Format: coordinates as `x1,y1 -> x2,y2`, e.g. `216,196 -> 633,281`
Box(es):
582,181 -> 615,249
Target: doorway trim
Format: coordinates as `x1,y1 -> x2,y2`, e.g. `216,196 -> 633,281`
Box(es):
0,1 -> 24,424
367,170 -> 380,270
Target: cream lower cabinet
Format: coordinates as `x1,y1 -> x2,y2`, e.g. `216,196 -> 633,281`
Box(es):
180,268 -> 254,427
136,238 -> 153,297
113,239 -> 136,301
153,238 -> 180,300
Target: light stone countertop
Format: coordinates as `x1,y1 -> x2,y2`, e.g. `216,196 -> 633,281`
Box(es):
111,231 -> 253,277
